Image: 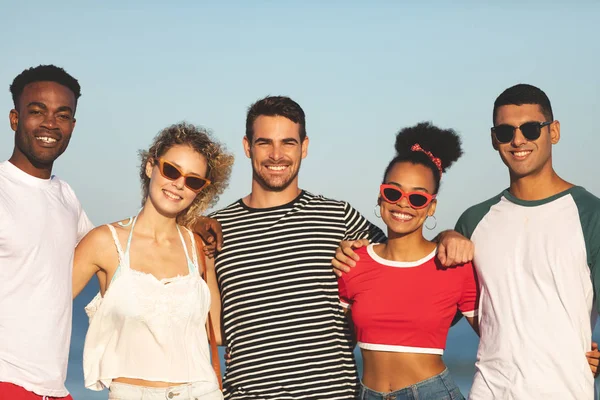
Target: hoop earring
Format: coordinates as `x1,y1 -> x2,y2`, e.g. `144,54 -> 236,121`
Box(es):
425,215 -> 437,230
373,205 -> 381,218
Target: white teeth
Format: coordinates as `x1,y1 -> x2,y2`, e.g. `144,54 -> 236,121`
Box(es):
513,151 -> 531,157
162,190 -> 182,200
391,212 -> 413,221
36,136 -> 56,143
267,165 -> 287,171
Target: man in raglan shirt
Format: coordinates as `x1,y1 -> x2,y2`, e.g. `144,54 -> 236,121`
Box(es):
334,84 -> 600,399
456,84 -> 600,399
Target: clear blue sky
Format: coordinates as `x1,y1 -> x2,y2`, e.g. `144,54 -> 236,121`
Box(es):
1,1 -> 599,398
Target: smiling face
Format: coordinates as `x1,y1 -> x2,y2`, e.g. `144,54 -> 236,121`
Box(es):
379,161 -> 437,237
492,104 -> 559,179
145,144 -> 208,218
243,115 -> 308,192
9,81 -> 77,173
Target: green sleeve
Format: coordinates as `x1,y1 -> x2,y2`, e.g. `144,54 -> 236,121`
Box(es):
571,187 -> 600,310
454,193 -> 503,239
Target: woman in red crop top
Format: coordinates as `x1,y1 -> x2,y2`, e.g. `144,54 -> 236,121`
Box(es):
337,123 -> 479,400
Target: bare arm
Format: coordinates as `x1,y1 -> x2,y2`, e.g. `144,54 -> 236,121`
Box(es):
205,254 -> 224,346
72,226 -> 111,299
465,315 -> 480,337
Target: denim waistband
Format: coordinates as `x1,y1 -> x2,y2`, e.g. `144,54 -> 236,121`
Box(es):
359,368 -> 464,400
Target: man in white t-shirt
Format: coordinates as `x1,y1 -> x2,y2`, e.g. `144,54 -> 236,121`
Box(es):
0,65 -> 93,399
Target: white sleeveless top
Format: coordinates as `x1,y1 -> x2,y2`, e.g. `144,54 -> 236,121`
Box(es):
83,216 -> 219,391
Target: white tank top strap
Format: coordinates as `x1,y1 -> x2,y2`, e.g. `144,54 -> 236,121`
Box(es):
108,216 -> 138,282
185,227 -> 201,275
176,225 -> 197,275
105,224 -> 126,268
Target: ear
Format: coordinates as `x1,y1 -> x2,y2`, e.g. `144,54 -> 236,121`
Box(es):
491,129 -> 499,151
145,159 -> 154,179
549,120 -> 560,145
301,136 -> 309,159
243,136 -> 251,159
428,199 -> 437,216
9,109 -> 18,132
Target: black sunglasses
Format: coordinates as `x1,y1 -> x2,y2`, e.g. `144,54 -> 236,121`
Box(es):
491,121 -> 553,144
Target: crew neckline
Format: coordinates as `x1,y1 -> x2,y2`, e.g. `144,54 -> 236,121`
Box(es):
366,244 -> 437,268
0,160 -> 53,188
238,190 -> 306,212
501,186 -> 582,207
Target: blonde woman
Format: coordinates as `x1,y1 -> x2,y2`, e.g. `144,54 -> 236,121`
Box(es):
73,123 -> 232,400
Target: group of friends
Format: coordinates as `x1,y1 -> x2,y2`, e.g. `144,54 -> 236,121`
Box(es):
1,64 -> 600,400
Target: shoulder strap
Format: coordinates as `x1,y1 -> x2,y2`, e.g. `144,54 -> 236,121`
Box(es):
193,233 -> 222,389
185,228 -> 200,274
106,224 -> 127,269
176,226 -> 196,275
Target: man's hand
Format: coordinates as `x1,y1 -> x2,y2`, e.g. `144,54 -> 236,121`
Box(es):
332,239 -> 370,277
437,230 -> 474,267
587,341 -> 600,378
193,217 -> 223,258
225,347 -> 231,365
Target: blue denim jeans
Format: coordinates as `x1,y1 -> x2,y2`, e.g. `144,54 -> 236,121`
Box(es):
358,368 -> 464,400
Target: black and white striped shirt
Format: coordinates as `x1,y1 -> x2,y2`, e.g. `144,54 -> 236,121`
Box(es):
211,191 -> 385,399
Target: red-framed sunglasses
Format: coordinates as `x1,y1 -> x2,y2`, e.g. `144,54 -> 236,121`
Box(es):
379,184 -> 436,209
157,158 -> 211,193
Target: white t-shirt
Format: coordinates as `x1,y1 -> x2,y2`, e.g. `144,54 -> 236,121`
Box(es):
456,187 -> 600,399
0,160 -> 94,397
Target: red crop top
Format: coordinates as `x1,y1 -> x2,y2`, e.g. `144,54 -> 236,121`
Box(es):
338,245 -> 478,354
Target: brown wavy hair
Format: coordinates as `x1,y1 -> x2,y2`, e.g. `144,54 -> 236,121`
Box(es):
138,122 -> 234,227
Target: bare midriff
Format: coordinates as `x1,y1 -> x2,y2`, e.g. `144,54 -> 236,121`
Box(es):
113,377 -> 188,388
361,349 -> 446,392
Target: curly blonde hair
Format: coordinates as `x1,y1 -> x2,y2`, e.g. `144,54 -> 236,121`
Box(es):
139,122 -> 234,227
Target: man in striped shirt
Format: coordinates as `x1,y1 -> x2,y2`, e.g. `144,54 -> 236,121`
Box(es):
209,96 -> 386,399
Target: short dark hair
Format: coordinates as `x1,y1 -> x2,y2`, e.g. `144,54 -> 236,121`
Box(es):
493,84 -> 553,125
9,65 -> 81,109
245,96 -> 306,141
383,122 -> 463,194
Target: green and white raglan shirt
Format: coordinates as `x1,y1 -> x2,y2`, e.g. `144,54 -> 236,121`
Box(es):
456,186 -> 600,400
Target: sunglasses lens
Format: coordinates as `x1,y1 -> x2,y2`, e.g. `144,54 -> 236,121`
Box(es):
520,122 -> 542,141
161,162 -> 182,180
493,125 -> 514,143
382,187 -> 402,202
185,177 -> 208,191
408,194 -> 429,208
